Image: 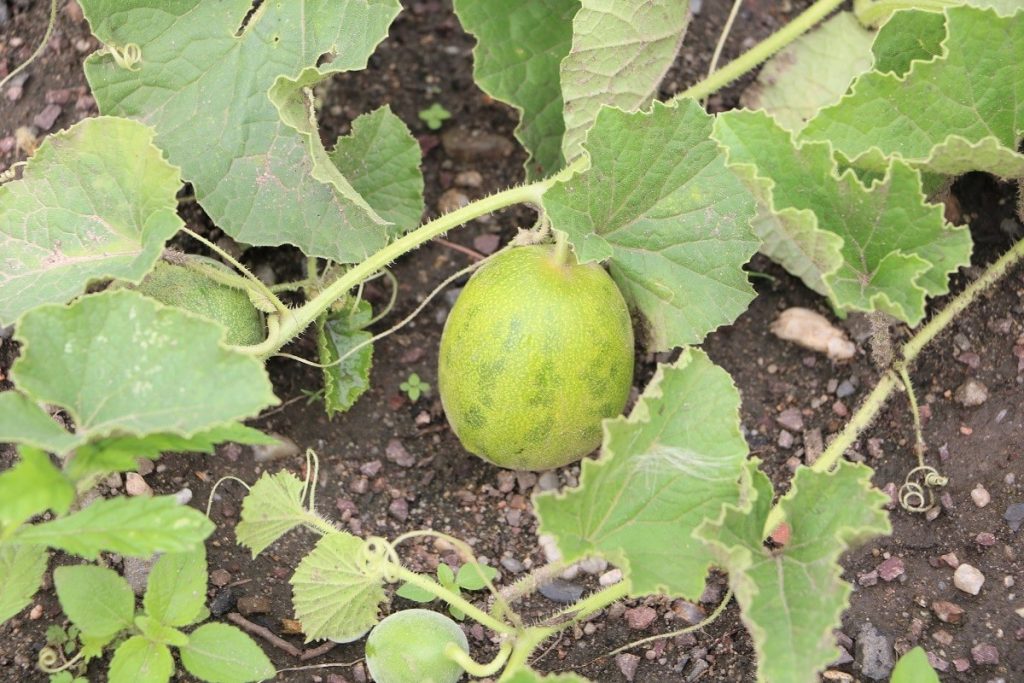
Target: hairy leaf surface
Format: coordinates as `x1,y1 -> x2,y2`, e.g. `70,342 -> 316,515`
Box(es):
316,300 -> 373,417
236,471 -> 308,557
535,350 -> 747,597
0,117 -> 180,325
0,545 -> 48,624
544,100 -> 758,350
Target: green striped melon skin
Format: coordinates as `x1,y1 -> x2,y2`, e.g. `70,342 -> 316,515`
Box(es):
438,245 -> 634,471
132,261 -> 265,346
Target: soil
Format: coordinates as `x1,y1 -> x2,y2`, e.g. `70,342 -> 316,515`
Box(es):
1,1 -> 1022,682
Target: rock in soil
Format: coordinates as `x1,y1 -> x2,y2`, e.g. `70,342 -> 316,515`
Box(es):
931,600 -> 965,624
615,653 -> 640,682
954,378 -> 989,406
854,622 -> 895,681
538,579 -> 583,604
625,605 -> 657,630
953,563 -> 985,595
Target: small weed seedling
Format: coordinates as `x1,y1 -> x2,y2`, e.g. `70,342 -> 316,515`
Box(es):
399,372 -> 431,403
418,102 -> 453,130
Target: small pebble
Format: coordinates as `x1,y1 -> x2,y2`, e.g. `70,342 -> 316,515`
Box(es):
939,552 -> 959,569
436,188 -> 469,214
579,557 -> 608,575
538,534 -> 562,564
33,104 -> 62,131
953,658 -> 971,673
954,379 -> 988,407
777,429 -> 794,449
253,435 -> 300,462
776,408 -> 804,432
971,484 -> 991,508
836,379 -> 856,398
537,471 -> 560,491
615,653 -> 640,682
599,569 -> 623,586
625,606 -> 657,630
210,569 -> 232,587
857,570 -> 879,587
931,600 -> 964,624
932,629 -> 953,646
385,438 -> 415,467
173,488 -> 193,505
970,643 -> 999,665
876,557 -> 904,582
237,595 -> 271,616
454,170 -> 483,188
538,579 -> 583,604
953,563 -> 985,595
1004,503 -> 1024,532
387,498 -> 408,522
975,532 -> 996,547
125,473 -> 152,497
29,604 -> 43,620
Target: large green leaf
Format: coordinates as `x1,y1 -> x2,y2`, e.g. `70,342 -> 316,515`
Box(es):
740,12 -> 874,133
81,0 -> 402,263
14,496 -> 214,559
543,99 -> 758,350
535,350 -> 748,597
0,545 -> 48,624
713,109 -> 972,325
0,117 -> 181,325
180,623 -> 275,683
802,7 -> 1024,180
0,447 -> 75,531
869,10 -> 946,76
108,636 -> 173,683
695,461 -> 891,683
11,290 -> 277,442
453,0 -> 578,178
315,299 -> 373,417
290,531 -> 386,642
144,548 -> 207,628
560,0 -> 690,162
236,470 -> 308,557
329,107 -> 424,237
53,565 -> 135,639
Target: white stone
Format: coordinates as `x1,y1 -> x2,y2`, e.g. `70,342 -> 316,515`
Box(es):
125,473 -> 152,497
538,534 -> 562,564
953,563 -> 985,595
579,557 -> 609,575
970,484 -> 991,508
599,569 -> 623,587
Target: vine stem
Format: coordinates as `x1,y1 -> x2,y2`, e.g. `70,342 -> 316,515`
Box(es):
445,641 -> 511,678
236,159 -> 584,359
0,0 -> 57,91
392,566 -> 515,636
673,0 -> 847,102
762,238 -> 1024,536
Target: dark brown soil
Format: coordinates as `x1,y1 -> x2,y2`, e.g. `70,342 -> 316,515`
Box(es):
1,2 -> 1021,682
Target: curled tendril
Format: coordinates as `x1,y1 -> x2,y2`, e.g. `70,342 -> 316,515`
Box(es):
37,646 -> 61,672
899,465 -> 949,513
98,43 -> 143,71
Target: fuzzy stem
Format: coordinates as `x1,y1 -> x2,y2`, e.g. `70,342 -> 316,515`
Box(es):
762,238 -> 1024,536
551,230 -> 570,266
235,161 -> 583,359
674,0 -> 847,103
498,628 -> 550,682
393,566 -> 515,635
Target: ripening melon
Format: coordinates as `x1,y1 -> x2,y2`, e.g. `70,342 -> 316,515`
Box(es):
438,245 -> 634,471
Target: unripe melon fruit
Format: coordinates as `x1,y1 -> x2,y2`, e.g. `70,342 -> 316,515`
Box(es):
438,244 -> 634,471
130,259 -> 265,346
364,609 -> 469,683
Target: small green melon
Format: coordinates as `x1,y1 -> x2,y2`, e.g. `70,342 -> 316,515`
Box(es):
131,259 -> 265,346
438,245 -> 634,471
364,609 -> 469,683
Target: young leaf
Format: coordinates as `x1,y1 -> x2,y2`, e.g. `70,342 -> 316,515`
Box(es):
0,392 -> 78,454
144,547 -> 207,628
329,107 -> 425,237
713,109 -> 971,325
453,0 -> 578,178
560,0 -> 689,162
53,565 -> 134,640
891,646 -> 940,683
11,290 -> 277,443
315,300 -> 374,417
535,350 -> 748,598
65,424 -> 276,481
0,446 -> 75,531
739,12 -> 874,133
180,623 -> 276,683
80,0 -> 401,263
455,562 -> 498,591
290,532 -> 386,643
134,615 -> 189,648
436,562 -> 457,589
107,636 -> 173,683
15,495 -> 214,559
0,117 -> 182,325
394,582 -> 436,603
801,7 -> 1024,180
0,545 -> 48,624
235,470 -> 308,557
543,100 -> 759,350
695,461 -> 891,683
